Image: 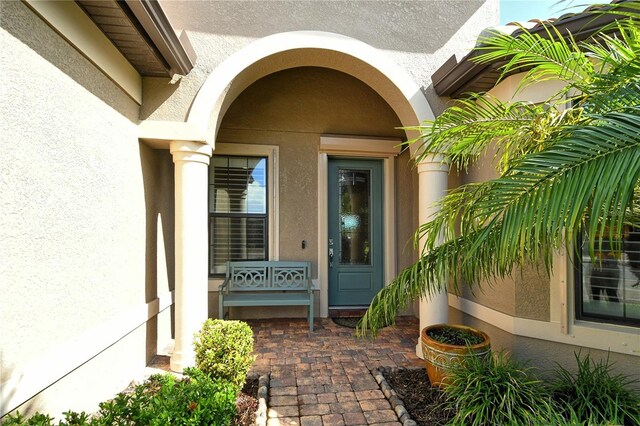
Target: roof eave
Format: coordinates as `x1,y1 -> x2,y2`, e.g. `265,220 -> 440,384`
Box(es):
124,0 -> 196,77
432,4 -> 628,98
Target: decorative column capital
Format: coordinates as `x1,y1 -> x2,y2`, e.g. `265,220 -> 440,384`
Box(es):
417,154 -> 449,174
170,140 -> 213,165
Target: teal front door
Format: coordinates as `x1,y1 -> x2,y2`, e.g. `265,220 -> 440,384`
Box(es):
328,158 -> 384,306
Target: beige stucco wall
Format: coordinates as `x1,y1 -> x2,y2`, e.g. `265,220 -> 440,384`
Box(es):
208,66 -> 408,319
141,0 -> 499,322
396,149 -> 419,273
1,2 -> 174,417
142,0 -> 499,123
451,74 -> 583,324
397,149 -> 419,317
453,145 -> 550,321
2,0 -> 504,416
450,308 -> 639,386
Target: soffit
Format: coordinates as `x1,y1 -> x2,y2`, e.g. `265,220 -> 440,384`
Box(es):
75,0 -> 195,78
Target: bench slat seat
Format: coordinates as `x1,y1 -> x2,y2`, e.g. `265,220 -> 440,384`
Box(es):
221,293 -> 312,306
218,260 -> 314,331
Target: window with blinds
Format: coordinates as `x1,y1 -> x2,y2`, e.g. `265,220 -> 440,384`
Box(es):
209,156 -> 268,275
575,228 -> 640,326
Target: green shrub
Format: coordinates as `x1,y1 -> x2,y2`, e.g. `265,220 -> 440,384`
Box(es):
551,352 -> 640,425
443,351 -> 555,426
3,411 -> 98,426
3,412 -> 57,425
3,368 -> 237,426
98,367 -> 237,426
194,319 -> 255,388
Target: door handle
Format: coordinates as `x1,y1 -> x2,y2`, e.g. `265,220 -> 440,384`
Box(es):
329,248 -> 334,267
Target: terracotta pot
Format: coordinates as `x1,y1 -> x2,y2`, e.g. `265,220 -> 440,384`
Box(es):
421,323 -> 491,387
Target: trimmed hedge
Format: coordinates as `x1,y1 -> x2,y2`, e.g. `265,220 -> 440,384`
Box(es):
194,319 -> 255,389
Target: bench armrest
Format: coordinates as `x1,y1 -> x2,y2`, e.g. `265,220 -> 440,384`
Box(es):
219,278 -> 230,293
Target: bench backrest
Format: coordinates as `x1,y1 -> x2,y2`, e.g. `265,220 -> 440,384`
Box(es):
225,261 -> 312,292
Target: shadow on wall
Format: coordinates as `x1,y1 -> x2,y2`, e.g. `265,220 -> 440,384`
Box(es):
1,367 -> 35,419
3,1 -> 138,123
139,143 -> 175,364
423,83 -> 454,118
140,76 -> 181,121
160,0 -> 486,54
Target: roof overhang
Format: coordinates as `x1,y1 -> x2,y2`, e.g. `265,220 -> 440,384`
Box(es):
432,1 -> 633,98
76,0 -> 196,77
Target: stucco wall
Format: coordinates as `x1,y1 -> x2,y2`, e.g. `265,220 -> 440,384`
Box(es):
450,308 -> 639,385
141,0 -> 498,322
455,145 -> 550,321
396,149 -> 419,273
1,2 -> 174,417
142,0 -> 499,122
208,66 -> 406,319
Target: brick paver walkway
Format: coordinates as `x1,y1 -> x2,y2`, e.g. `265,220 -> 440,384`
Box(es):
246,316 -> 423,426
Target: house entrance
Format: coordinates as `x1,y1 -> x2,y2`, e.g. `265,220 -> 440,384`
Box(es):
328,158 -> 384,306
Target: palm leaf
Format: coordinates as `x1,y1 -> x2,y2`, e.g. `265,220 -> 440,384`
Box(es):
360,110 -> 640,338
409,94 -> 574,173
473,23 -> 593,91
359,7 -> 640,337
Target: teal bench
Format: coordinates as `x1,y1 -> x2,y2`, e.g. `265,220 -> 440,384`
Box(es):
218,260 -> 314,331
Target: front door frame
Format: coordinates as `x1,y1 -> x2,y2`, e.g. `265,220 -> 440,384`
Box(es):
318,135 -> 400,317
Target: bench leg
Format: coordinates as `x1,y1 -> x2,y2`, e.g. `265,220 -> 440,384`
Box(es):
309,294 -> 314,332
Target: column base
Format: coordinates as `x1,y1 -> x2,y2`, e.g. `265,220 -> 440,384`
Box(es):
416,342 -> 425,359
170,349 -> 195,373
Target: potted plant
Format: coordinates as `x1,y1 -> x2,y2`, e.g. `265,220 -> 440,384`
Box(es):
421,323 -> 491,387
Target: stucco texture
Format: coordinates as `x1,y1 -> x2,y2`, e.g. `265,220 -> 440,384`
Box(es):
449,308 -> 639,385
455,145 -> 551,321
1,2 -> 174,414
209,66 -> 409,318
142,0 -> 499,122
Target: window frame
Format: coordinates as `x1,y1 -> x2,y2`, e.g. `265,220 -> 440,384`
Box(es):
574,232 -> 640,327
208,144 -> 279,277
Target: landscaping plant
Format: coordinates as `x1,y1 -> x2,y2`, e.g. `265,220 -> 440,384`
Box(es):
3,368 -> 237,426
443,351 -> 555,426
99,367 -> 237,426
194,319 -> 255,389
426,325 -> 484,346
358,3 -> 640,337
551,352 -> 640,425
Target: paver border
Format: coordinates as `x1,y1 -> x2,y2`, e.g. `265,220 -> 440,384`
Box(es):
253,372 -> 270,426
372,367 -> 419,426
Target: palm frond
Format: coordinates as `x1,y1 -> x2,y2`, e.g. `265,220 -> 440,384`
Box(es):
474,24 -> 593,91
359,6 -> 640,337
360,110 -> 640,338
410,95 -> 578,173
582,21 -> 640,112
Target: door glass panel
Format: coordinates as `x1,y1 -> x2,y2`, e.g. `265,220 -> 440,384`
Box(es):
338,169 -> 371,265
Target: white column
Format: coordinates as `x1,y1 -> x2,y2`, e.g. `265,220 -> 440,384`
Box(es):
416,154 -> 450,358
169,140 -> 213,372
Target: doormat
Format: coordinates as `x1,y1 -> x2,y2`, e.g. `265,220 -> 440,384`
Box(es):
331,316 -> 390,329
331,316 -> 362,328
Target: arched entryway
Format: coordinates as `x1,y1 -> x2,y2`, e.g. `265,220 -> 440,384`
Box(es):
139,31 -> 449,372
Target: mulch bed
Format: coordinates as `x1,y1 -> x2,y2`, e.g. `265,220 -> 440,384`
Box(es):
381,368 -> 452,426
234,376 -> 259,426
